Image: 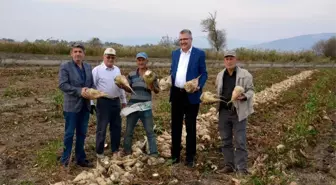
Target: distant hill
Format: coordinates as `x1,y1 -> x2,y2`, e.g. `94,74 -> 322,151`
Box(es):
249,33 -> 336,51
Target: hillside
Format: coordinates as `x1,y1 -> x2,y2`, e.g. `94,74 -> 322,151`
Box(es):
249,33 -> 336,51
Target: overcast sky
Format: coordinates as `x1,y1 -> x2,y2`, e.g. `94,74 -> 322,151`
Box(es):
0,0 -> 335,43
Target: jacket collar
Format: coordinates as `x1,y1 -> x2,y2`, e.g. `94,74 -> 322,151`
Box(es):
179,46 -> 193,54
101,62 -> 114,71
222,66 -> 242,77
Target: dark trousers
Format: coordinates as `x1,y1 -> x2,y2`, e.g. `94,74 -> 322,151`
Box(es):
218,108 -> 248,171
96,98 -> 121,154
61,106 -> 90,165
171,86 -> 200,162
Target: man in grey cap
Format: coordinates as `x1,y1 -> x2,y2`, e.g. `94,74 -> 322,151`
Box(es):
215,50 -> 254,175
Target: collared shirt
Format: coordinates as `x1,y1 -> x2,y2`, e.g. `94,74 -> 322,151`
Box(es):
127,68 -> 159,105
220,67 -> 237,110
73,61 -> 86,86
92,62 -> 127,104
174,47 -> 192,88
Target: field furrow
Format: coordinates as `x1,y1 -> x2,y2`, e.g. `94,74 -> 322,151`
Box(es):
49,69 -> 318,185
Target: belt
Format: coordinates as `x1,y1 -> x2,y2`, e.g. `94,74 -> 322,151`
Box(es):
101,97 -> 119,101
173,86 -> 186,92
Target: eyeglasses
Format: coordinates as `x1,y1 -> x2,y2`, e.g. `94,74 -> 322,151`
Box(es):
224,57 -> 235,61
106,56 -> 116,59
179,38 -> 190,42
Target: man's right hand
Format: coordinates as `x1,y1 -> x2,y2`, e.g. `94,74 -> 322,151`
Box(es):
81,87 -> 90,99
116,84 -> 123,89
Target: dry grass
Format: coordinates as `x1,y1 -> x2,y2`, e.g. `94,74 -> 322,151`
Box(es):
0,41 -> 334,63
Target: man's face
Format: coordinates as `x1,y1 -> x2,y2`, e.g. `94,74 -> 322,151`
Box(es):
103,54 -> 116,68
179,33 -> 192,51
224,56 -> 237,69
136,57 -> 147,69
71,48 -> 85,62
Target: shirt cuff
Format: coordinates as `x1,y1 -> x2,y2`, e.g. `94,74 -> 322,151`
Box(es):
90,100 -> 95,105
121,98 -> 127,104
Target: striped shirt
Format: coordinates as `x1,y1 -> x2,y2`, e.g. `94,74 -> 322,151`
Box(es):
127,69 -> 159,105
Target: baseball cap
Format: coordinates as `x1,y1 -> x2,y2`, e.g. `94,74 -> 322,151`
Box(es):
224,50 -> 236,57
104,48 -> 116,55
136,52 -> 148,59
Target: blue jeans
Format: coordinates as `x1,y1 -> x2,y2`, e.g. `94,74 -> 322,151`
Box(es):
123,109 -> 158,155
61,106 -> 90,165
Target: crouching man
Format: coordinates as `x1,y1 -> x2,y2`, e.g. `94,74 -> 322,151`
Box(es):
215,51 -> 254,175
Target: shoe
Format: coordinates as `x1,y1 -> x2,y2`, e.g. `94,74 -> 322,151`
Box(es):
237,169 -> 250,176
60,161 -> 68,168
77,160 -> 93,168
185,156 -> 195,168
217,165 -> 234,173
149,153 -> 159,158
167,157 -> 180,165
112,151 -> 122,158
96,153 -> 104,159
184,160 -> 195,168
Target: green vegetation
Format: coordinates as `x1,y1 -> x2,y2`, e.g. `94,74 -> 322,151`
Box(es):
36,140 -> 63,169
245,69 -> 336,184
0,40 -> 334,63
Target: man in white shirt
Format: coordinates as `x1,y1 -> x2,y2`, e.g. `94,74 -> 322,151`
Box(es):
92,48 -> 127,159
169,29 -> 208,167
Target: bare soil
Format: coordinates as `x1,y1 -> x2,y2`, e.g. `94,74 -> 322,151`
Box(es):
0,65 -> 333,185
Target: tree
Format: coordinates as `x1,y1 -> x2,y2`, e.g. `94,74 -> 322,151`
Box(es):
200,11 -> 226,53
323,37 -> 336,60
312,36 -> 336,59
312,40 -> 326,55
158,35 -> 174,47
88,37 -> 103,48
173,38 -> 180,47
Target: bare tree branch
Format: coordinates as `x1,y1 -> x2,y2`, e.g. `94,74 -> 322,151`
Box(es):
200,11 -> 226,53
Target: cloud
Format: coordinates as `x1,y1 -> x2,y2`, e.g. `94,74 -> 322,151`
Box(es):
1,0 -> 335,42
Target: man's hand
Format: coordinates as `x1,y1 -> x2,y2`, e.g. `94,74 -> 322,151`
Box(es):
191,86 -> 200,93
81,87 -> 90,99
90,105 -> 96,115
121,103 -> 127,109
147,83 -> 154,91
116,83 -> 123,89
237,94 -> 247,101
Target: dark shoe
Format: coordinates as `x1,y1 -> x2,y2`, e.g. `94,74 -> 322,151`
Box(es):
167,157 -> 180,165
185,156 -> 195,168
60,161 -> 68,167
77,160 -> 93,168
217,165 -> 234,173
184,160 -> 195,168
237,169 -> 250,176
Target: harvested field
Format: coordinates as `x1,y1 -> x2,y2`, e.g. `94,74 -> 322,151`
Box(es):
0,64 -> 335,185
